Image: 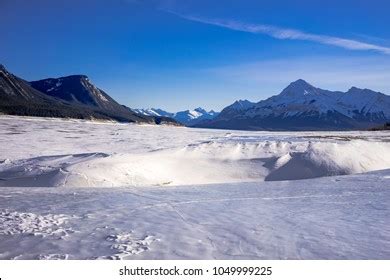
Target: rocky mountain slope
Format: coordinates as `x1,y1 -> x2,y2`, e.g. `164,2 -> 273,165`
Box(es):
0,64 -> 179,125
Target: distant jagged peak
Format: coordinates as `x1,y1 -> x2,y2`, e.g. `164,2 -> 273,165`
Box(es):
229,99 -> 255,110
348,86 -> 361,92
194,107 -> 208,113
346,86 -> 379,95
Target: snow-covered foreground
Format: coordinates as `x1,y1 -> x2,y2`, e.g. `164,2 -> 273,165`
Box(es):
0,116 -> 389,259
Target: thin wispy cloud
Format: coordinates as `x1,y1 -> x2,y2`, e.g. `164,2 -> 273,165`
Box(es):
168,11 -> 390,55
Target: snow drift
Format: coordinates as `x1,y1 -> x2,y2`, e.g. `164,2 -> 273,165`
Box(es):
1,140 -> 390,187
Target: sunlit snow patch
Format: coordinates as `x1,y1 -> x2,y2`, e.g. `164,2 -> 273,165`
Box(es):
1,139 -> 390,187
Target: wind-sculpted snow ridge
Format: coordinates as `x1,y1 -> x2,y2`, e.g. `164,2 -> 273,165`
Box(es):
0,209 -> 74,238
1,139 -> 390,187
0,153 -> 109,187
97,233 -> 159,260
38,254 -> 69,260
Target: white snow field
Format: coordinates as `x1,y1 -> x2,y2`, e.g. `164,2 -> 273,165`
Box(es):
0,115 -> 389,259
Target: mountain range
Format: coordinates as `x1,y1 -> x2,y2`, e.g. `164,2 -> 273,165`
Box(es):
195,79 -> 390,130
133,107 -> 219,125
0,64 -> 179,125
2,63 -> 389,130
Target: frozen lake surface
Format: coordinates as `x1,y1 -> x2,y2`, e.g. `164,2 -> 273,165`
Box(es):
0,116 -> 389,259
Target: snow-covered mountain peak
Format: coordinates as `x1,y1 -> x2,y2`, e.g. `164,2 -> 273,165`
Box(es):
186,109 -> 203,119
281,79 -> 318,96
132,108 -> 173,117
288,79 -> 313,88
133,107 -> 219,125
200,80 -> 390,130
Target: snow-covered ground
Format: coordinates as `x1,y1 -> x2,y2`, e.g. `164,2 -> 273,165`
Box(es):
0,115 -> 389,259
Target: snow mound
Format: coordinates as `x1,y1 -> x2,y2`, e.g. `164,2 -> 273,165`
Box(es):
1,140 -> 390,187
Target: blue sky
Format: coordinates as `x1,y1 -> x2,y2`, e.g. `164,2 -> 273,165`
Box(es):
1,0 -> 390,111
